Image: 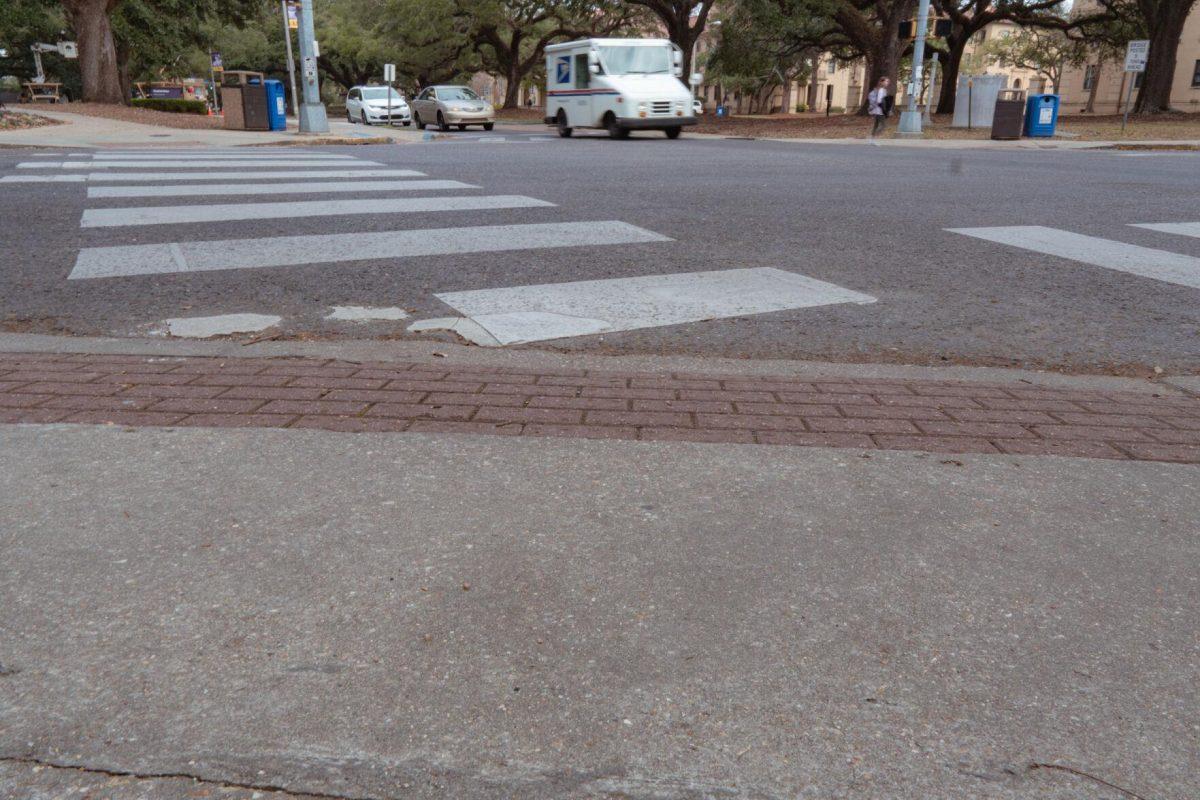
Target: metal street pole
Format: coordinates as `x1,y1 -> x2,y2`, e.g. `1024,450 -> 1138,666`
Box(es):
296,0 -> 329,133
280,1 -> 299,119
898,0 -> 931,135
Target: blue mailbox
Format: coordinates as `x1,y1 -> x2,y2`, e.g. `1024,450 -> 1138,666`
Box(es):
264,79 -> 287,131
1023,94 -> 1059,137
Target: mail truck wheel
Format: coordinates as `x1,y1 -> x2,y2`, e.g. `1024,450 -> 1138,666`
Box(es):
604,113 -> 628,139
665,126 -> 682,139
556,110 -> 572,138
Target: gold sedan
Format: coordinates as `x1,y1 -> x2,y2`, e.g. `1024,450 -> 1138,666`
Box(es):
411,85 -> 496,132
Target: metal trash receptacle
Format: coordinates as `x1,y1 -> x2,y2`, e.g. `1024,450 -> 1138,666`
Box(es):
264,79 -> 287,130
1024,94 -> 1060,137
990,89 -> 1026,140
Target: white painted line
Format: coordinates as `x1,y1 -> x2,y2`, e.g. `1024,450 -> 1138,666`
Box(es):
80,194 -> 554,228
89,153 -> 358,160
408,317 -> 501,346
947,225 -> 1200,291
325,306 -> 410,322
152,313 -> 282,338
32,168 -> 427,182
0,175 -> 89,183
87,179 -> 478,199
435,268 -> 877,346
19,160 -> 386,169
69,220 -> 670,279
1130,222 -> 1200,239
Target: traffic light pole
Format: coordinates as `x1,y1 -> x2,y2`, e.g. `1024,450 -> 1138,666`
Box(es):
296,0 -> 329,134
898,0 -> 931,135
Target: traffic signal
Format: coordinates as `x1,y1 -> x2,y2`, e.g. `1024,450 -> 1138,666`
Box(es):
899,17 -> 953,40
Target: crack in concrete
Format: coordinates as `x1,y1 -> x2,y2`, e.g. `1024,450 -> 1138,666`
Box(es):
0,755 -> 379,800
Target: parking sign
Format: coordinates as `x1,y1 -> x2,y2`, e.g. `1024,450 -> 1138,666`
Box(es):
1124,40 -> 1149,72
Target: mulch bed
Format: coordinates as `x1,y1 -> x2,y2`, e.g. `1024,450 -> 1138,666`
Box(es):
0,110 -> 65,130
41,102 -> 223,130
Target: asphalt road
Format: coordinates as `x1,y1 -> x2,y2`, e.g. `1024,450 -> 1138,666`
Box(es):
2,129 -> 1198,373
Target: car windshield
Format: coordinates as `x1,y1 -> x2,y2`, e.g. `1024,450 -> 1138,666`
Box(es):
598,45 -> 672,75
361,87 -> 403,101
439,87 -> 480,101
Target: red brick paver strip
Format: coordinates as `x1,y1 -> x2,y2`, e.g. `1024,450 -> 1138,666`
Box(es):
1,352 -> 1198,464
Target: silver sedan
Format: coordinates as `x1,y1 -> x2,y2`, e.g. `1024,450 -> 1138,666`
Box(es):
411,85 -> 495,132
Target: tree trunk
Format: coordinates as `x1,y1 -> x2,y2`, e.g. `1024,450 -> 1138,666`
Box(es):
1134,3 -> 1189,113
1084,61 -> 1101,113
936,34 -> 968,115
64,0 -> 124,104
502,60 -> 522,109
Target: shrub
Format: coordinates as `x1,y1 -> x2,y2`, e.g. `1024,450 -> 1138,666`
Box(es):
828,106 -> 845,114
795,103 -> 808,113
131,97 -> 208,115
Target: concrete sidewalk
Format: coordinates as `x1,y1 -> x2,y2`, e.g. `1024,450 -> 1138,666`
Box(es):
1,423 -> 1197,799
0,107 -> 424,148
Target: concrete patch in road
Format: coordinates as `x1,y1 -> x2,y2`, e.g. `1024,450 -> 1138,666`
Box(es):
3,169 -> 426,183
86,179 -> 478,199
434,267 -> 877,346
325,306 -> 410,322
69,221 -> 671,280
947,225 -> 1200,290
407,316 -> 502,346
151,313 -> 283,338
79,194 -> 554,228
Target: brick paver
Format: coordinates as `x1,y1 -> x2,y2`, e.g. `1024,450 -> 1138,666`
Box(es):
1,352 -> 1198,463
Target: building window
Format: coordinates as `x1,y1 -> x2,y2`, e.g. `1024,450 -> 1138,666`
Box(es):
1192,59 -> 1200,87
1013,78 -> 1022,89
827,59 -> 836,75
1083,64 -> 1098,90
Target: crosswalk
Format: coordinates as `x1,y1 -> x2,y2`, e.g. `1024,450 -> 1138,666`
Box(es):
948,224 -> 1200,291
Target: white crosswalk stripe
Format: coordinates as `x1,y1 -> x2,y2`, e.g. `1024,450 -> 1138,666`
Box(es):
2,169 -> 426,182
1131,222 -> 1200,239
69,221 -> 672,279
948,225 -> 1200,290
87,153 -> 358,160
20,159 -> 386,169
87,180 -> 477,199
80,195 -> 555,227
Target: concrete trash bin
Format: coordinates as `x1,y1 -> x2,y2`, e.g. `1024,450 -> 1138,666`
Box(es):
221,70 -> 266,130
990,89 -> 1026,140
1024,94 -> 1060,138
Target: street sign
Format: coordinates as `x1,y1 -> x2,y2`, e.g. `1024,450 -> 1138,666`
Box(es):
384,63 -> 395,83
1124,39 -> 1149,72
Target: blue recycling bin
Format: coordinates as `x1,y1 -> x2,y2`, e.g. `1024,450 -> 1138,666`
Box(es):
1023,94 -> 1059,137
264,79 -> 287,131
715,105 -> 728,118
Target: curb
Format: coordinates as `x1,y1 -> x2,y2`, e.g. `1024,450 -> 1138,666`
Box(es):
0,332 -> 1187,398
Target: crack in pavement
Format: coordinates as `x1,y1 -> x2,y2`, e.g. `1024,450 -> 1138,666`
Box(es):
0,755 -> 378,800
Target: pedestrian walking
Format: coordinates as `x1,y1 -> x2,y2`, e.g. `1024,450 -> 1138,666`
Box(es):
868,77 -> 891,139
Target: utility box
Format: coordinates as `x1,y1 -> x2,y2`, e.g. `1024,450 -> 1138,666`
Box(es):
221,70 -> 266,130
990,89 -> 1026,140
264,79 -> 287,130
1023,94 -> 1060,137
951,74 -> 1007,128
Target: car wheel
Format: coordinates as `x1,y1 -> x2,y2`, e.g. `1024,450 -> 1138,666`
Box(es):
361,110 -> 370,126
347,109 -> 355,123
604,113 -> 628,140
483,122 -> 494,131
556,110 -> 572,138
665,126 -> 682,139
457,124 -> 466,131
437,112 -> 449,131
414,112 -> 424,130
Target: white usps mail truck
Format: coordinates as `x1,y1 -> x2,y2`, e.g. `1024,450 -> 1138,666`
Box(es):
544,38 -> 697,139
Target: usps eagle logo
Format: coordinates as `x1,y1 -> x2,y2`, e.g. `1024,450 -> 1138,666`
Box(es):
556,56 -> 571,84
